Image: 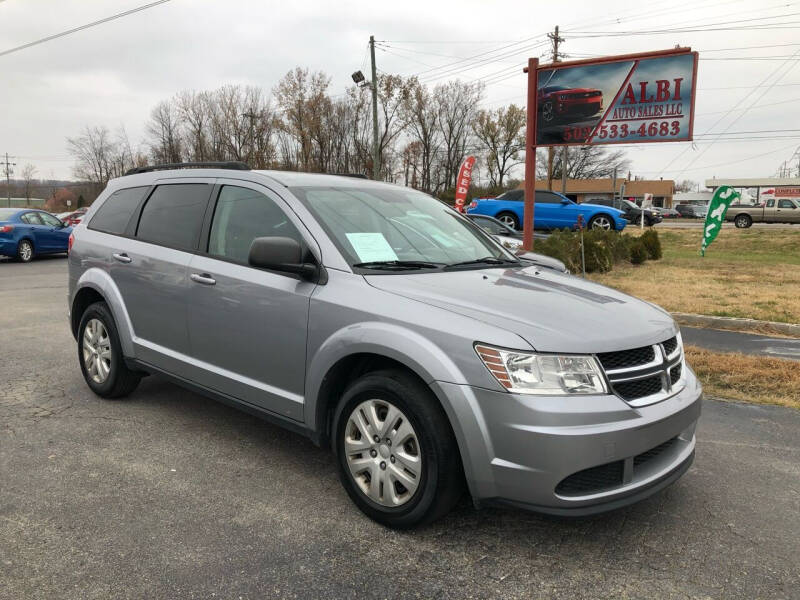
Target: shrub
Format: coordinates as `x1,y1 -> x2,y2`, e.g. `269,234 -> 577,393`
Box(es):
640,229 -> 663,260
628,238 -> 649,264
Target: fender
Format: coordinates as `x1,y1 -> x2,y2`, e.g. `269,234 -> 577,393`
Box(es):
304,321 -> 468,432
74,267 -> 137,357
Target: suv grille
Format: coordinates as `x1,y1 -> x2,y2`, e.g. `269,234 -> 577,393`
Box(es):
596,345 -> 655,370
555,461 -> 623,495
598,336 -> 684,407
663,336 -> 678,356
614,375 -> 663,401
634,437 -> 678,467
557,437 -> 682,497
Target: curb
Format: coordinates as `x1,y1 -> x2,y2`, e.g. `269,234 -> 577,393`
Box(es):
672,312 -> 800,338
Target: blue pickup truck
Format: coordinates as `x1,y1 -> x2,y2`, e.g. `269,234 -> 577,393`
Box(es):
466,189 -> 627,231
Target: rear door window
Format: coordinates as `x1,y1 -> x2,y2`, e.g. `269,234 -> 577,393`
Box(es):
21,212 -> 43,225
90,187 -> 149,235
778,199 -> 796,209
136,184 -> 211,251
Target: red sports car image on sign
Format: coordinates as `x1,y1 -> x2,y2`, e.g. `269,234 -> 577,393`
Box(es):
538,86 -> 603,124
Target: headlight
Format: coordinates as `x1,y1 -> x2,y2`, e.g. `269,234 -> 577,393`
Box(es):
475,344 -> 608,395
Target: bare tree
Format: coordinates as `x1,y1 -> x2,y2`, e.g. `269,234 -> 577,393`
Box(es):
67,126 -> 116,189
675,179 -> 697,193
20,163 -> 38,206
472,104 -> 525,187
402,78 -> 440,191
146,100 -> 183,164
537,146 -> 630,180
434,80 -> 484,190
275,67 -> 331,171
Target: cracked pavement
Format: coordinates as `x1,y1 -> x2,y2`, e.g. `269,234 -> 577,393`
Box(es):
1,257 -> 799,599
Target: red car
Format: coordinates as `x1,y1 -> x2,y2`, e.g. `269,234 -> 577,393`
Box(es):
538,86 -> 603,123
57,208 -> 88,226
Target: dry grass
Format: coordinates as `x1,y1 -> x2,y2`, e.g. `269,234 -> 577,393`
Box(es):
590,227 -> 800,324
685,345 -> 800,409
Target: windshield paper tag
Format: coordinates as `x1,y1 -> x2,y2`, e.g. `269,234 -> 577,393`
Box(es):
345,233 -> 398,263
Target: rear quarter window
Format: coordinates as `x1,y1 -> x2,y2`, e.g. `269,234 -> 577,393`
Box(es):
89,187 -> 149,235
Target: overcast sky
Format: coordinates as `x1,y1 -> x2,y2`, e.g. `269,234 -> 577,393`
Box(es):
1,0 -> 799,185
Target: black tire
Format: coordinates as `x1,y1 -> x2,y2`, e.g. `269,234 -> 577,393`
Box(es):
16,239 -> 34,262
78,301 -> 141,399
734,214 -> 752,229
496,211 -> 520,230
333,369 -> 463,529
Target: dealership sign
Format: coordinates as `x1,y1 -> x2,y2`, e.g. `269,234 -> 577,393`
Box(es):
535,49 -> 698,146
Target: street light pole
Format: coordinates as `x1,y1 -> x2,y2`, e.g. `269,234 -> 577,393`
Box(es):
370,35 -> 380,180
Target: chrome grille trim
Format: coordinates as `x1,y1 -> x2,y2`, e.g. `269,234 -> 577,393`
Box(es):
598,334 -> 685,407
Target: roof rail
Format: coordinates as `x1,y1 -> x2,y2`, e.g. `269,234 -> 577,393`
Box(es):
124,161 -> 251,176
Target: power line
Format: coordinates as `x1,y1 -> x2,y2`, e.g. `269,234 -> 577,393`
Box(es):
0,0 -> 173,59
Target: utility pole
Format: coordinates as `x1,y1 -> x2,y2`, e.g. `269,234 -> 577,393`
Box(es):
369,35 -> 380,180
3,153 -> 16,208
546,26 -> 564,191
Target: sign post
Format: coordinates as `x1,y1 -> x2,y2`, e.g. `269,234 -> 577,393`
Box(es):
523,47 -> 698,247
523,57 -> 539,251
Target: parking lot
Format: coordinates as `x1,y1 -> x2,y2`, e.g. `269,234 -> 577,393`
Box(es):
2,257 -> 799,599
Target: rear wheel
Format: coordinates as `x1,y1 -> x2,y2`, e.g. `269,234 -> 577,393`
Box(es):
333,369 -> 463,529
78,301 -> 141,399
734,214 -> 752,228
496,211 -> 520,230
16,239 -> 34,262
589,214 -> 613,230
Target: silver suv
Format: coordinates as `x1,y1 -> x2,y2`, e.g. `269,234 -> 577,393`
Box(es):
68,164 -> 702,528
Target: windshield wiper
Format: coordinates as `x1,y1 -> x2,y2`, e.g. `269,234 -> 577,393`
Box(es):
444,256 -> 520,269
353,260 -> 444,270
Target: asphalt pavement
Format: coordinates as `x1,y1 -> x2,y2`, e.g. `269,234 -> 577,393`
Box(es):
681,326 -> 800,361
1,256 -> 799,599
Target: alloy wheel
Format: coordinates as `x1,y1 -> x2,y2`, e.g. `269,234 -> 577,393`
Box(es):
343,399 -> 422,507
83,318 -> 112,384
19,241 -> 32,262
592,216 -> 612,230
498,214 -> 517,229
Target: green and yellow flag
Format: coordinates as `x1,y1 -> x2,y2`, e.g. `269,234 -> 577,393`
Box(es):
701,186 -> 740,256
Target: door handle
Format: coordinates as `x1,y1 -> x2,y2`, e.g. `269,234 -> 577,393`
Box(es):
112,253 -> 132,264
190,273 -> 216,286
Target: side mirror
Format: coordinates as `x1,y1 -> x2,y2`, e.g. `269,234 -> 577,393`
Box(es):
560,198 -> 570,204
248,236 -> 317,280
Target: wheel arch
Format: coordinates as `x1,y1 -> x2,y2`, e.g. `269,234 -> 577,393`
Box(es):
305,323 -> 467,449
71,268 -> 136,356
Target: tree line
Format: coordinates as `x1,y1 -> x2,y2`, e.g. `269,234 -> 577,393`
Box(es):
67,66 -> 629,199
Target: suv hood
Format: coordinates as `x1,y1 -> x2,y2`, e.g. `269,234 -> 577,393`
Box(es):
365,266 -> 676,353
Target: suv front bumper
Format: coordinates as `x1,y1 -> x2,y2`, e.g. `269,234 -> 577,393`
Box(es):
431,367 -> 702,514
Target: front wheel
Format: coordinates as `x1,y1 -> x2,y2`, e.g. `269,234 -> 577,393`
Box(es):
589,214 -> 613,230
734,214 -> 752,228
496,211 -> 520,230
333,370 -> 463,529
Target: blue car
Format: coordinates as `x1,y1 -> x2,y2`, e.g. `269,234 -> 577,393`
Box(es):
466,189 -> 627,232
0,208 -> 73,262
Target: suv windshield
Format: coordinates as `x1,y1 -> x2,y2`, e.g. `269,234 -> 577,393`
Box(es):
290,186 -> 517,270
